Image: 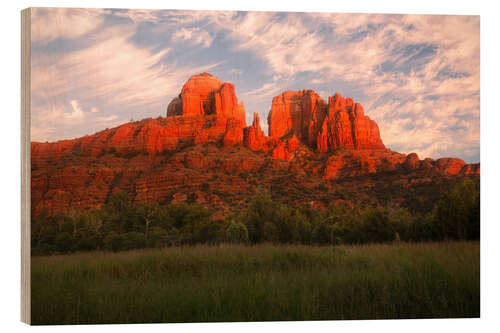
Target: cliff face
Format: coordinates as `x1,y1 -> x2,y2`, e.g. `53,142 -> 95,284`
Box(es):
30,73 -> 480,217
167,72 -> 246,123
268,90 -> 385,152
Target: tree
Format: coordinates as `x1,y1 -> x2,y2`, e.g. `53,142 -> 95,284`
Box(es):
54,232 -> 73,253
262,221 -> 279,243
431,179 -> 480,240
147,226 -> 169,248
136,202 -> 161,241
121,232 -> 145,250
103,231 -> 123,252
225,221 -> 249,244
242,188 -> 277,243
106,191 -> 133,213
388,207 -> 414,241
360,208 -> 394,243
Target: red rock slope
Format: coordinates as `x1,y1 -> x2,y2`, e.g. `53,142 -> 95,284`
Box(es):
30,73 -> 480,217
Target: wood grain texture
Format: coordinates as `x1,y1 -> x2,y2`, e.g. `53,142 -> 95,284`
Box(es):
21,7 -> 31,325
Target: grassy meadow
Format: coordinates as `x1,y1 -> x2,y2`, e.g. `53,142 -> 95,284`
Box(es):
31,241 -> 479,325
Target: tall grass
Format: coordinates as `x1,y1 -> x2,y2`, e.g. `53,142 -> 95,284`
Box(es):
31,241 -> 479,325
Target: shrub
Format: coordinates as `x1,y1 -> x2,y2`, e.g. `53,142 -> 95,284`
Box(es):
360,208 -> 394,243
121,232 -> 146,250
103,232 -> 123,252
262,221 -> 279,243
147,226 -> 168,248
54,232 -> 73,253
225,221 -> 249,244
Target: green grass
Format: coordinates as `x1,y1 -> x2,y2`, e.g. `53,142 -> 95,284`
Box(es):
31,241 -> 479,325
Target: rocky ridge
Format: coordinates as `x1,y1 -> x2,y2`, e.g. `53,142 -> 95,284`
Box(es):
31,73 -> 480,217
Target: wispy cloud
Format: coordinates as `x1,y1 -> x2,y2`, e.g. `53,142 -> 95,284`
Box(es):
31,9 -> 222,142
218,12 -> 479,161
31,8 -> 105,43
68,100 -> 85,120
171,27 -> 214,48
30,9 -> 480,162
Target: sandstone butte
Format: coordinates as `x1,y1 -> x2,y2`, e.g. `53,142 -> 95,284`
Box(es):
30,73 -> 480,216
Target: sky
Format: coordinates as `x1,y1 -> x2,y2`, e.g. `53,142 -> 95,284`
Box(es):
30,8 -> 480,163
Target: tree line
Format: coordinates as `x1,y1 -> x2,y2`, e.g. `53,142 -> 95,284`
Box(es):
31,179 -> 479,255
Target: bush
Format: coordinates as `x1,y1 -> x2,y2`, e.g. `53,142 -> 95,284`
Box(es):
226,221 -> 249,244
147,226 -> 169,248
76,233 -> 100,251
54,232 -> 73,253
103,232 -> 123,252
360,208 -> 394,243
122,232 -> 146,250
262,221 -> 279,243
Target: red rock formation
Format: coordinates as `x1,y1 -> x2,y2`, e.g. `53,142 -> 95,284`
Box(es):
166,96 -> 182,116
268,90 -> 384,152
400,155 -> 480,176
243,113 -> 270,151
434,158 -> 467,175
403,153 -> 421,170
167,73 -> 245,123
272,135 -> 300,160
223,118 -> 244,147
398,154 -> 481,176
177,72 -> 223,116
32,73 -> 247,167
166,72 -> 246,147
460,163 -> 480,176
30,72 -> 480,217
268,90 -> 328,147
321,150 -> 407,180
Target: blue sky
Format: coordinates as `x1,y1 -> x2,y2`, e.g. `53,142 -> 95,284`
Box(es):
30,8 -> 480,163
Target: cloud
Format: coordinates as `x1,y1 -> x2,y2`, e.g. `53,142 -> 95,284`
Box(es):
171,27 -> 214,48
110,9 -> 164,24
31,23 -> 170,107
31,8 -> 105,43
230,68 -> 243,75
31,9 -> 222,142
30,9 -> 479,162
96,115 -> 119,123
31,20 -> 220,108
218,12 -> 479,161
69,100 -> 85,120
31,99 -> 123,142
242,80 -> 288,101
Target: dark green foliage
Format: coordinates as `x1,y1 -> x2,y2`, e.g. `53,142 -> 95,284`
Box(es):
31,180 -> 480,255
225,221 -> 249,243
121,232 -> 146,250
54,232 -> 73,252
103,231 -> 122,252
430,179 -> 480,240
360,208 -> 394,243
262,221 -> 279,243
240,188 -> 277,243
